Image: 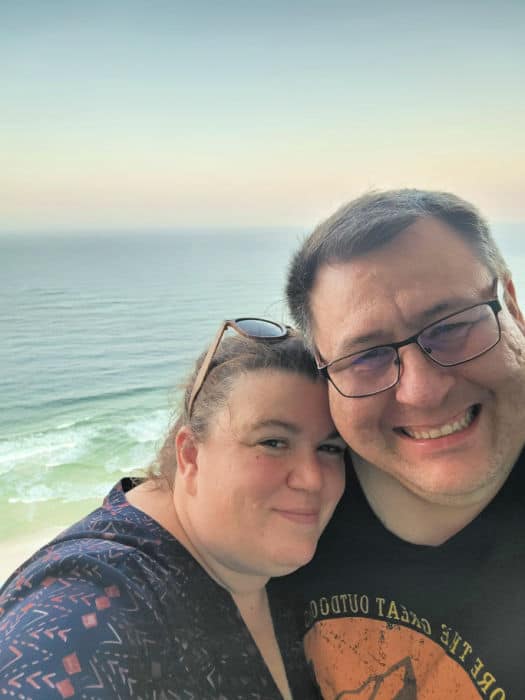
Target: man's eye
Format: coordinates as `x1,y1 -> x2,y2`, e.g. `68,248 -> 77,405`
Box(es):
318,443 -> 345,455
425,321 -> 472,341
430,321 -> 459,334
346,346 -> 394,371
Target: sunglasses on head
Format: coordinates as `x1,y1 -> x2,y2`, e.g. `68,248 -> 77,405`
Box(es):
187,317 -> 292,417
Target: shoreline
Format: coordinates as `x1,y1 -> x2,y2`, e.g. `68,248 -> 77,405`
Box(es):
0,527 -> 65,587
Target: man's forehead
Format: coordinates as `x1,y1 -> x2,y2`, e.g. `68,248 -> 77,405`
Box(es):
321,293 -> 480,352
309,227 -> 493,356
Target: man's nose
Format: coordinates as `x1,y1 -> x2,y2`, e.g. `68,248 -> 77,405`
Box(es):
393,344 -> 455,408
287,451 -> 324,492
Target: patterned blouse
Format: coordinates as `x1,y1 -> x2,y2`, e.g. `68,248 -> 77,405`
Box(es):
0,479 -> 318,700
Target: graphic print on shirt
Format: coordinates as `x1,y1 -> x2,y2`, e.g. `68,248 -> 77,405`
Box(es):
304,600 -> 507,699
334,655 -> 417,699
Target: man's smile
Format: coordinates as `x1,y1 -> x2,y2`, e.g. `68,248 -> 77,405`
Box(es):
395,404 -> 481,440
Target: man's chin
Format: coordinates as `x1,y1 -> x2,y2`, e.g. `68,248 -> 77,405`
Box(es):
353,451 -> 507,509
395,458 -> 512,507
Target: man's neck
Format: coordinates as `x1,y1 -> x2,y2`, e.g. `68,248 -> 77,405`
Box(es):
352,457 -> 507,546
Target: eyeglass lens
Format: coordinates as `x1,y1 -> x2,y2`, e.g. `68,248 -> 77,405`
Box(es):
235,318 -> 286,337
328,302 -> 500,397
417,303 -> 499,365
188,317 -> 289,417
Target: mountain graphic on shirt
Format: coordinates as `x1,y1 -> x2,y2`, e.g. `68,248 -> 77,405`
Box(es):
305,617 -> 482,699
335,656 -> 416,699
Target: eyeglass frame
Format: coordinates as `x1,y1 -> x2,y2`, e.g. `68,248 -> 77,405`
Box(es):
316,283 -> 503,399
187,317 -> 291,417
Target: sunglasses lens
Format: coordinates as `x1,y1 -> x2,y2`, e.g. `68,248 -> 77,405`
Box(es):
235,318 -> 286,338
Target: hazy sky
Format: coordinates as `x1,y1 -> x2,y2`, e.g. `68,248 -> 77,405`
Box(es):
2,0 -> 524,232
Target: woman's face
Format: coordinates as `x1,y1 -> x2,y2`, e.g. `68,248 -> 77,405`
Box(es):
181,369 -> 346,581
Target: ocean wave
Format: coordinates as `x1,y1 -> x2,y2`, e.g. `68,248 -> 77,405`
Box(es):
123,409 -> 169,443
0,425 -> 97,475
0,408 -> 168,503
35,385 -> 166,411
8,484 -> 54,504
8,481 -> 112,505
55,416 -> 94,430
104,444 -> 156,475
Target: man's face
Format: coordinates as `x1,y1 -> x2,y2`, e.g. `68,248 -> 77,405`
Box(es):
310,217 -> 525,506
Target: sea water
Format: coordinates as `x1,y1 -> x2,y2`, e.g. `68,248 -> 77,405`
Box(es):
1,225 -> 524,543
0,229 -> 303,541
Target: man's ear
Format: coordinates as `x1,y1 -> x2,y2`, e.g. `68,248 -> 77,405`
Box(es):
175,426 -> 200,496
503,277 -> 525,331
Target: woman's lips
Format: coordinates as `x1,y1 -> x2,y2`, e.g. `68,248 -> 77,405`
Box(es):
274,509 -> 319,524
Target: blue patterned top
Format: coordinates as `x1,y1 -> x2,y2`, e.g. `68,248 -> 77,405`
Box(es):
0,479 -> 317,699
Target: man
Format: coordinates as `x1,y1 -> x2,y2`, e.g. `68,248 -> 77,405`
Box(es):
284,190 -> 525,698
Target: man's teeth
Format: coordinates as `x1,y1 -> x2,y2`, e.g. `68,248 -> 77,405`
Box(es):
403,407 -> 476,440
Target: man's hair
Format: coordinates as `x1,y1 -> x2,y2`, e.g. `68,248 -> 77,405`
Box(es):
286,189 -> 509,342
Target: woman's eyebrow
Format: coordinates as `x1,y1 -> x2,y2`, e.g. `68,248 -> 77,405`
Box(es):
249,419 -> 300,434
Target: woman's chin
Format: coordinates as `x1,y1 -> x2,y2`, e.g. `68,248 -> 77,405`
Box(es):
264,545 -> 318,578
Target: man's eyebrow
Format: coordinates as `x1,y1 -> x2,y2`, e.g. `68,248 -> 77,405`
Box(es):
411,298 -> 474,326
324,429 -> 344,441
331,329 -> 395,358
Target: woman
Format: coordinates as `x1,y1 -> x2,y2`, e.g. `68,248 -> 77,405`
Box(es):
0,318 -> 345,699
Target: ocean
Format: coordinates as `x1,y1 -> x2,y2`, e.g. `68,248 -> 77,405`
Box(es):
0,229 -> 303,544
1,225 -> 524,547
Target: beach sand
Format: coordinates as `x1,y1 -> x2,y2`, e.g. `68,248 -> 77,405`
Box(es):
0,526 -> 65,587
0,497 -> 102,588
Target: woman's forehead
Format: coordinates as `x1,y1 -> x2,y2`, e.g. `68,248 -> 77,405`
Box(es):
214,370 -> 329,431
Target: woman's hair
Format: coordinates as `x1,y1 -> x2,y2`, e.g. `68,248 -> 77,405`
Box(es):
147,331 -> 320,487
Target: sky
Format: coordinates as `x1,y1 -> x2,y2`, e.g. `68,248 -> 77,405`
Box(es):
1,0 -> 524,232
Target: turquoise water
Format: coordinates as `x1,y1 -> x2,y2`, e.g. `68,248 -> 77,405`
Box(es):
1,225 -> 524,541
0,230 -> 303,540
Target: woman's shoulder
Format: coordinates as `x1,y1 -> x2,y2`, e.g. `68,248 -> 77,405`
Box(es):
1,479 -> 195,613
0,546 -> 170,698
0,479 -> 207,697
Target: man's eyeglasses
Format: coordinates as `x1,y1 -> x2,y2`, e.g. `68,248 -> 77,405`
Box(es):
188,318 -> 291,417
317,290 -> 503,399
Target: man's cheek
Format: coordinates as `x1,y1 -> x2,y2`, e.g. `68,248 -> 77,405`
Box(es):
329,400 -> 371,446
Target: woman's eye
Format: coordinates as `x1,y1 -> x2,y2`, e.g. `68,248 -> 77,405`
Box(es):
259,438 -> 287,449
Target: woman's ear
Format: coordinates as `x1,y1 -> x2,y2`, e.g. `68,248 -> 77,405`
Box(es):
175,426 -> 200,496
